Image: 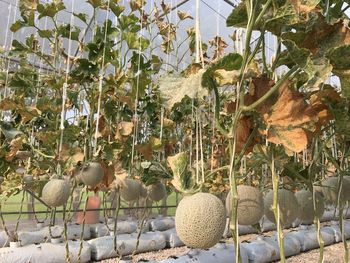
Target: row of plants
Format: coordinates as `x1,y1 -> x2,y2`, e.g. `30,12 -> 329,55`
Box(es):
2,0 -> 350,262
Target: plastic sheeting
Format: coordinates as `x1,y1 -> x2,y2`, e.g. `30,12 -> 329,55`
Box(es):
159,243 -> 249,263
149,217 -> 175,231
88,231 -> 166,261
0,240 -> 91,263
18,224 -> 90,246
286,227 -> 335,251
160,228 -> 184,248
0,231 -> 10,247
90,221 -> 138,238
260,235 -> 301,261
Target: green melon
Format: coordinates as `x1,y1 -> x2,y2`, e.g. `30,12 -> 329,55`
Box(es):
42,179 -> 70,207
295,189 -> 325,224
264,189 -> 299,226
226,185 -> 264,225
80,162 -> 104,187
321,177 -> 350,204
175,193 -> 226,249
119,179 -> 141,201
148,182 -> 167,201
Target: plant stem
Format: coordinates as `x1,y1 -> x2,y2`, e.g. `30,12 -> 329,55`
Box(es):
270,152 -> 285,262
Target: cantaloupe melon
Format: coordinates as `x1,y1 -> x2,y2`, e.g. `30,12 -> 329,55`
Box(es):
226,185 -> 264,225
148,182 -> 167,201
321,177 -> 350,204
175,192 -> 226,249
80,162 -> 104,187
42,179 -> 70,207
118,178 -> 141,201
295,189 -> 325,224
264,189 -> 299,226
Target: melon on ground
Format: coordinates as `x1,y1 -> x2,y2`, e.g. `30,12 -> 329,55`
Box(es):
295,189 -> 325,224
175,192 -> 226,249
321,177 -> 350,204
264,189 -> 299,226
148,182 -> 167,201
42,179 -> 70,207
226,185 -> 264,225
80,162 -> 104,187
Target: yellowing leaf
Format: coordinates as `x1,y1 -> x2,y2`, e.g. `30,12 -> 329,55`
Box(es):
118,121 -> 134,136
158,69 -> 208,110
213,69 -> 240,86
263,81 -> 318,152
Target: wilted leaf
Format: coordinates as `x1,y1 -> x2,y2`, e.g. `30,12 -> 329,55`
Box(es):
209,36 -> 228,59
118,121 -> 133,136
245,75 -> 275,115
213,69 -> 240,86
177,10 -> 193,20
6,136 -> 24,162
136,143 -> 153,160
263,81 -> 318,152
309,88 -> 341,131
158,69 -> 208,110
236,116 -> 256,154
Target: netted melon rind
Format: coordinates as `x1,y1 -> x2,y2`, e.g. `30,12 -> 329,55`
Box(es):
148,182 -> 167,201
295,189 -> 325,224
42,179 -> 70,207
264,189 -> 299,226
226,185 -> 264,225
80,162 -> 104,187
175,193 -> 226,249
119,179 -> 141,201
321,177 -> 350,203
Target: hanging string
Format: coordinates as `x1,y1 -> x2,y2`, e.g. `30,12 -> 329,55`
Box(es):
130,1 -> 147,166
57,0 -> 76,164
93,0 -> 111,156
1,0 -> 18,120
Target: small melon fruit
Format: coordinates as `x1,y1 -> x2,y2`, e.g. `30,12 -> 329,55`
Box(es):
226,185 -> 264,225
175,192 -> 226,249
119,179 -> 141,201
42,179 -> 70,207
148,182 -> 167,201
295,189 -> 325,224
321,177 -> 350,203
80,162 -> 104,187
264,189 -> 299,226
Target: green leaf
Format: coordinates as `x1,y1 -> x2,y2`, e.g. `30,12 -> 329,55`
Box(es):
123,32 -> 150,50
226,2 -> 248,27
38,29 -> 53,39
202,53 -> 243,87
11,40 -> 28,52
87,0 -> 103,8
37,1 -> 65,19
10,21 -> 25,33
109,2 -> 125,17
73,13 -> 88,24
328,45 -> 350,70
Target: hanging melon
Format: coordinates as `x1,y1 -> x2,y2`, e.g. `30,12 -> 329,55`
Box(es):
295,189 -> 325,224
264,189 -> 299,226
175,192 -> 226,249
226,185 -> 264,226
118,178 -> 141,201
321,177 -> 350,204
148,182 -> 167,201
80,162 -> 104,187
42,179 -> 70,207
